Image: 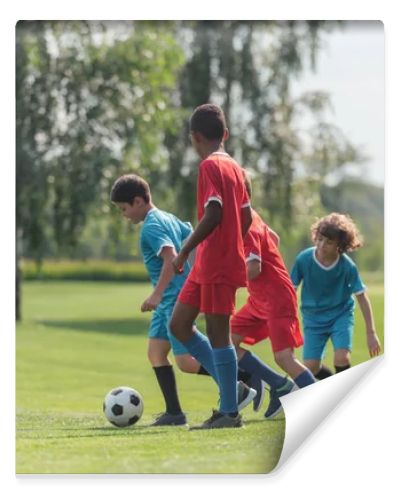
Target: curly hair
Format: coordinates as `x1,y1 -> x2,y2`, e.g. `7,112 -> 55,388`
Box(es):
310,213 -> 363,253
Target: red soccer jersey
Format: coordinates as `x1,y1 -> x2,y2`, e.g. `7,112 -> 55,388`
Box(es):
245,209 -> 298,318
189,152 -> 249,287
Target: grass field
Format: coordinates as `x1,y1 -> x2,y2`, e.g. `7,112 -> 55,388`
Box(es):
16,280 -> 384,474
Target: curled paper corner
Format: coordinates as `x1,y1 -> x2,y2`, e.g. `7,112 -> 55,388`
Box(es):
273,356 -> 384,472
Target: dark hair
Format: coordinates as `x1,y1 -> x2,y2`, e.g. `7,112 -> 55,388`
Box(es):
110,174 -> 151,204
190,103 -> 227,141
311,213 -> 363,253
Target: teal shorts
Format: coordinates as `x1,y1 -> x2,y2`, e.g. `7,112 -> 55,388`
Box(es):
148,302 -> 188,356
303,312 -> 354,360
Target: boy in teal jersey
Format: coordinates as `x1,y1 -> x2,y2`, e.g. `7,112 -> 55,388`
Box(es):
110,174 -> 256,426
291,213 -> 381,378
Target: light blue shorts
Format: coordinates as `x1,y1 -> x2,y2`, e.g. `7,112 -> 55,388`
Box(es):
303,312 -> 354,360
148,302 -> 188,356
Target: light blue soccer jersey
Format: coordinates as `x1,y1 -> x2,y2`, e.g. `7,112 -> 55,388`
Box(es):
140,208 -> 192,304
291,247 -> 366,329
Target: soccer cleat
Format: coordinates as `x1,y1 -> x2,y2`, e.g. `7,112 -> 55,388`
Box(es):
149,412 -> 187,426
250,377 -> 267,412
264,378 -> 297,419
237,380 -> 257,411
189,410 -> 243,430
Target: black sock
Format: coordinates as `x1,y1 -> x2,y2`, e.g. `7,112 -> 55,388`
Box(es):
335,364 -> 351,373
198,365 -> 252,385
153,365 -> 182,415
237,368 -> 252,384
315,365 -> 334,380
198,365 -> 210,376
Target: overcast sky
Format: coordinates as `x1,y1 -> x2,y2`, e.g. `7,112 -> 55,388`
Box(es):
292,21 -> 384,186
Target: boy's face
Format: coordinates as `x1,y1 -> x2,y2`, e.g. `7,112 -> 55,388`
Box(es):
315,232 -> 340,259
114,199 -> 143,224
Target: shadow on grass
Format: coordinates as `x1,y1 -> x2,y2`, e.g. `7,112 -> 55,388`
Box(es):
17,425 -> 182,439
39,317 -> 150,336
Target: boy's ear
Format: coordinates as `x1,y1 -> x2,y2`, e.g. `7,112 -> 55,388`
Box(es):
191,130 -> 202,144
132,196 -> 145,206
223,128 -> 229,141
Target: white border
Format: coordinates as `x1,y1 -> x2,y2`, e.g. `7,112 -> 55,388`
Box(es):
4,2 -> 397,498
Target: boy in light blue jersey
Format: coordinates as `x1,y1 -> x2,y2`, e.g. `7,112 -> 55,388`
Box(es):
110,174 -> 256,426
291,213 -> 381,379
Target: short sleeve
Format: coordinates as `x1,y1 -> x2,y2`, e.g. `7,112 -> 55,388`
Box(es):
179,220 -> 193,241
290,257 -> 303,288
244,228 -> 261,262
141,221 -> 175,257
199,160 -> 223,208
349,263 -> 366,295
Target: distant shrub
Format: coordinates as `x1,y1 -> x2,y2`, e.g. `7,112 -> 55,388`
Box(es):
22,259 -> 149,282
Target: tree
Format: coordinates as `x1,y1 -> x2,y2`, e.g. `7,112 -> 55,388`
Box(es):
16,20 -> 185,319
166,21 -> 361,232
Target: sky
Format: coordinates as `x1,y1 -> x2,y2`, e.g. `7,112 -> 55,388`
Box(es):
292,21 -> 384,186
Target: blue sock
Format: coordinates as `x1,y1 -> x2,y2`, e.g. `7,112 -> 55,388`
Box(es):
213,345 -> 238,415
239,351 -> 286,390
294,369 -> 316,388
182,330 -> 218,383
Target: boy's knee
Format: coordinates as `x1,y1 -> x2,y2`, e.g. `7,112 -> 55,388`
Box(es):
147,347 -> 167,367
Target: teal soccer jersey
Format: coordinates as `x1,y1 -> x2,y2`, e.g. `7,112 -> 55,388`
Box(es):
291,247 -> 366,329
140,208 -> 192,356
140,208 -> 192,303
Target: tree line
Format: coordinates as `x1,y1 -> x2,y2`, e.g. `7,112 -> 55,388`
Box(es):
16,20 -> 382,319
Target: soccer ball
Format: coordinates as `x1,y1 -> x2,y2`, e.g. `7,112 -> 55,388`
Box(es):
103,386 -> 144,427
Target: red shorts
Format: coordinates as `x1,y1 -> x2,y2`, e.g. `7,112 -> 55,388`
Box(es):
230,301 -> 303,352
178,279 -> 237,315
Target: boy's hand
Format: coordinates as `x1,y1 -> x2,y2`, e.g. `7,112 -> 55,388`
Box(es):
172,250 -> 188,274
367,330 -> 381,357
141,291 -> 162,312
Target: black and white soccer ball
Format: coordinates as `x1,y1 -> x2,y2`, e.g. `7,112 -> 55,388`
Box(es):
103,386 -> 144,427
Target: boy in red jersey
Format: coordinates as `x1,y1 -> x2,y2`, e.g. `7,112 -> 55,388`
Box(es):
231,171 -> 316,418
169,104 -> 252,429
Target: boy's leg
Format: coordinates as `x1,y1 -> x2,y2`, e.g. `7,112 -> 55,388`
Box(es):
303,358 -> 323,374
303,326 -> 330,375
147,338 -> 186,425
263,318 -> 316,419
237,344 -> 288,390
274,348 -> 316,387
169,300 -> 218,382
231,308 -> 270,412
332,316 -> 353,373
261,348 -> 312,419
314,365 -> 334,379
334,349 -> 351,372
175,354 -> 201,374
206,313 -> 238,416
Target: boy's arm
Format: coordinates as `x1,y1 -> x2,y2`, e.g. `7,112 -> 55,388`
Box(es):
241,205 -> 253,238
268,228 -> 280,247
355,291 -> 381,357
141,246 -> 177,312
172,201 -> 222,274
247,259 -> 261,280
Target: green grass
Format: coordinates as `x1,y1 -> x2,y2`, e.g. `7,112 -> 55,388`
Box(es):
16,280 -> 384,474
